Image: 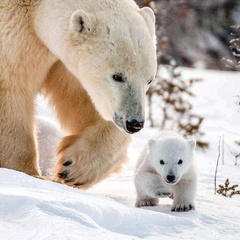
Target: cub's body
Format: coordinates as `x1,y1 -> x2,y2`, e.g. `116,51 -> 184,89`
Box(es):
134,131 -> 197,212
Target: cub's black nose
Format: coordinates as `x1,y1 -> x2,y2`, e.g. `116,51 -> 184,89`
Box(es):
126,120 -> 144,133
166,175 -> 176,183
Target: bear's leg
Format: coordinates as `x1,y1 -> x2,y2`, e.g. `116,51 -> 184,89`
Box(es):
134,170 -> 171,207
43,61 -> 131,188
55,123 -> 130,188
0,90 -> 40,176
171,176 -> 197,212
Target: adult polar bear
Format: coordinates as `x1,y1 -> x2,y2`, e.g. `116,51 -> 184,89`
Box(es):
0,0 -> 157,188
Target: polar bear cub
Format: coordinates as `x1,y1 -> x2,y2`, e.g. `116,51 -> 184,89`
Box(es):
134,131 -> 197,212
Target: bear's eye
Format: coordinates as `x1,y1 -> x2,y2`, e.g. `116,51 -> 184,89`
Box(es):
147,78 -> 154,85
112,73 -> 125,83
160,160 -> 165,165
178,159 -> 183,165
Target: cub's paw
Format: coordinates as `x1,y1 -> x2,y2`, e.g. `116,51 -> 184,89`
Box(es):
171,203 -> 195,212
152,187 -> 171,198
135,198 -> 159,207
155,190 -> 171,198
168,193 -> 174,199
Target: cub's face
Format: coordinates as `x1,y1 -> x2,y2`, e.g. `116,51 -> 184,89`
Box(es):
66,6 -> 157,134
148,138 -> 196,185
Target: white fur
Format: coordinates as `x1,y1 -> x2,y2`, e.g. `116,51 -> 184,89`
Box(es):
34,0 -> 157,130
0,0 -> 156,183
37,118 -> 62,177
134,131 -> 197,212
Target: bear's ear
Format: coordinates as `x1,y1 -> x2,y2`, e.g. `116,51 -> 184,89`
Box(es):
187,139 -> 196,150
69,9 -> 96,35
139,7 -> 156,36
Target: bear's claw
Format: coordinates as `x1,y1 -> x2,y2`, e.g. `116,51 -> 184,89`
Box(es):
74,182 -> 85,186
55,159 -> 90,188
55,155 -> 89,187
65,178 -> 75,183
63,160 -> 73,166
58,170 -> 69,179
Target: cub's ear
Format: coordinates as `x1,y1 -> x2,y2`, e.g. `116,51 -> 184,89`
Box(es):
139,7 -> 156,35
187,139 -> 196,150
148,139 -> 157,148
69,9 -> 96,35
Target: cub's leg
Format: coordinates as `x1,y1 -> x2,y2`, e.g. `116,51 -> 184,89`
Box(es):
171,174 -> 197,212
43,61 -> 131,188
0,88 -> 40,176
134,169 -> 171,207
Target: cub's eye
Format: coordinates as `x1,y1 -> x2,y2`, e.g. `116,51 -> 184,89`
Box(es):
112,73 -> 125,83
160,160 -> 165,165
178,159 -> 183,165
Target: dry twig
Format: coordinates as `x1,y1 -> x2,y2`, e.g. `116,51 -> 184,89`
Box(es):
217,179 -> 240,198
214,137 -> 221,194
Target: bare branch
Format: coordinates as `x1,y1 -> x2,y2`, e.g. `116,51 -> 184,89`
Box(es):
214,137 -> 221,195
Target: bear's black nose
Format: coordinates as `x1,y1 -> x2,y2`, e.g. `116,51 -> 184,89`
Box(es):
166,175 -> 176,183
126,120 -> 144,134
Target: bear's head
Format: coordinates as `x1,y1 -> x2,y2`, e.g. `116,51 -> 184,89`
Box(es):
148,138 -> 196,185
49,2 -> 157,134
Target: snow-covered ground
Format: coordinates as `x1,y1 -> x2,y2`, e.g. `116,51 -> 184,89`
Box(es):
1,68 -> 240,239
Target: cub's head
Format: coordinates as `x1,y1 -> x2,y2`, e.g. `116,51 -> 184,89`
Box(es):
148,138 -> 196,185
62,2 -> 157,133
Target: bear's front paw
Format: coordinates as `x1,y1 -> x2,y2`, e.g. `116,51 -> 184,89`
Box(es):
135,198 -> 159,207
171,203 -> 195,212
54,137 -> 115,189
53,135 -> 102,188
55,157 -> 89,188
54,131 -> 128,189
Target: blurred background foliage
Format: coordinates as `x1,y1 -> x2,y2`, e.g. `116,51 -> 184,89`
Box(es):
136,0 -> 240,69
135,0 -> 240,149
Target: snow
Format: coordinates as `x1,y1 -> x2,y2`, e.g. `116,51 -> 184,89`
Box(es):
1,68 -> 240,239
